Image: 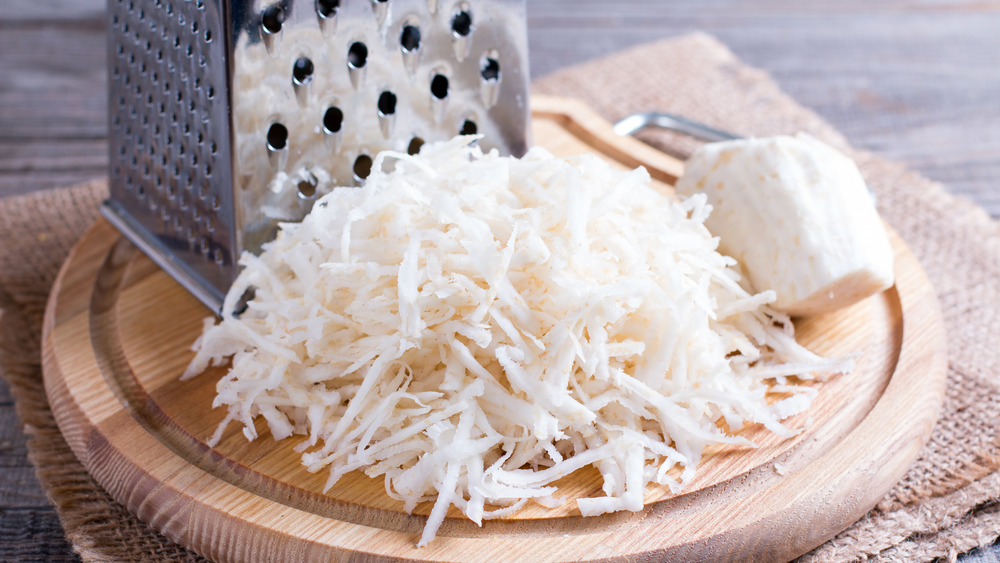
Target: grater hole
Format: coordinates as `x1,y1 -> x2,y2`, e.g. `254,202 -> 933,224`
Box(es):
205,29 -> 212,43
451,10 -> 472,37
353,154 -> 373,182
323,107 -> 344,133
481,57 -> 500,82
377,91 -> 397,116
267,123 -> 288,151
297,178 -> 317,199
261,5 -> 285,35
400,25 -> 420,53
316,0 -> 339,18
430,74 -> 449,99
232,286 -> 257,317
292,57 -> 314,85
213,248 -> 225,265
347,42 -> 368,69
407,137 -> 424,155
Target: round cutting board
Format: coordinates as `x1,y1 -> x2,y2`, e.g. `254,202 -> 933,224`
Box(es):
42,96 -> 947,562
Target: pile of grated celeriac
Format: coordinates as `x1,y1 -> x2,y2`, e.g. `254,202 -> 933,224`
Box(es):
183,136 -> 848,546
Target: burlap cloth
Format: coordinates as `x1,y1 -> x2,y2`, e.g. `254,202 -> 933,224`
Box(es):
2,33 -> 999,562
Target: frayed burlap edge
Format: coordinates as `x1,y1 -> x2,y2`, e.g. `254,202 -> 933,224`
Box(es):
0,180 -> 206,562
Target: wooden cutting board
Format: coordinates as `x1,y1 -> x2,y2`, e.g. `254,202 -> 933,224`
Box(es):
42,96 -> 948,562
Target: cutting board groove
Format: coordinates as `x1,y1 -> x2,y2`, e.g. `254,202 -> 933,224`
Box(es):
42,95 -> 947,562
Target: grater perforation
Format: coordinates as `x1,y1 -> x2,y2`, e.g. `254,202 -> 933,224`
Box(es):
104,0 -> 530,313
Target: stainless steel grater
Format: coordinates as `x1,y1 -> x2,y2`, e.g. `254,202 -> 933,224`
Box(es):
103,0 -> 530,312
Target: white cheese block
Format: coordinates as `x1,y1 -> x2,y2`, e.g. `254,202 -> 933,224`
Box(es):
675,133 -> 894,316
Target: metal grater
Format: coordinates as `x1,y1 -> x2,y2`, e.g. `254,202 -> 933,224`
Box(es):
103,0 -> 530,312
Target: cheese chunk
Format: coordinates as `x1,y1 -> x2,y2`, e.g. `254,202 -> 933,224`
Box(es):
675,133 -> 894,316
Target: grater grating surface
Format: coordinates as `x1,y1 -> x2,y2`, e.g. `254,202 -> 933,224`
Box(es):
103,0 -> 530,312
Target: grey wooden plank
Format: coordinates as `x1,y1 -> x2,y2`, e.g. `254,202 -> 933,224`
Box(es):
0,0 -> 103,22
0,139 -> 108,196
0,24 -> 107,141
0,508 -> 79,562
0,403 -> 53,509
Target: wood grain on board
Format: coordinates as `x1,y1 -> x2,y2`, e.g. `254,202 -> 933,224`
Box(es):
40,99 -> 948,562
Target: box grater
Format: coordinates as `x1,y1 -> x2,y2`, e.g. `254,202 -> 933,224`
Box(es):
103,0 -> 530,312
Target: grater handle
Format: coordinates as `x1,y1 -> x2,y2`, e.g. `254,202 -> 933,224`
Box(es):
613,112 -> 741,143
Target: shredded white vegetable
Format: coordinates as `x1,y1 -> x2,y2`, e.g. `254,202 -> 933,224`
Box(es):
183,137 -> 849,546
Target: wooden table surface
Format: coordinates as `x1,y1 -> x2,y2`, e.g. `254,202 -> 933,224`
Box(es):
1,1 -> 998,561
